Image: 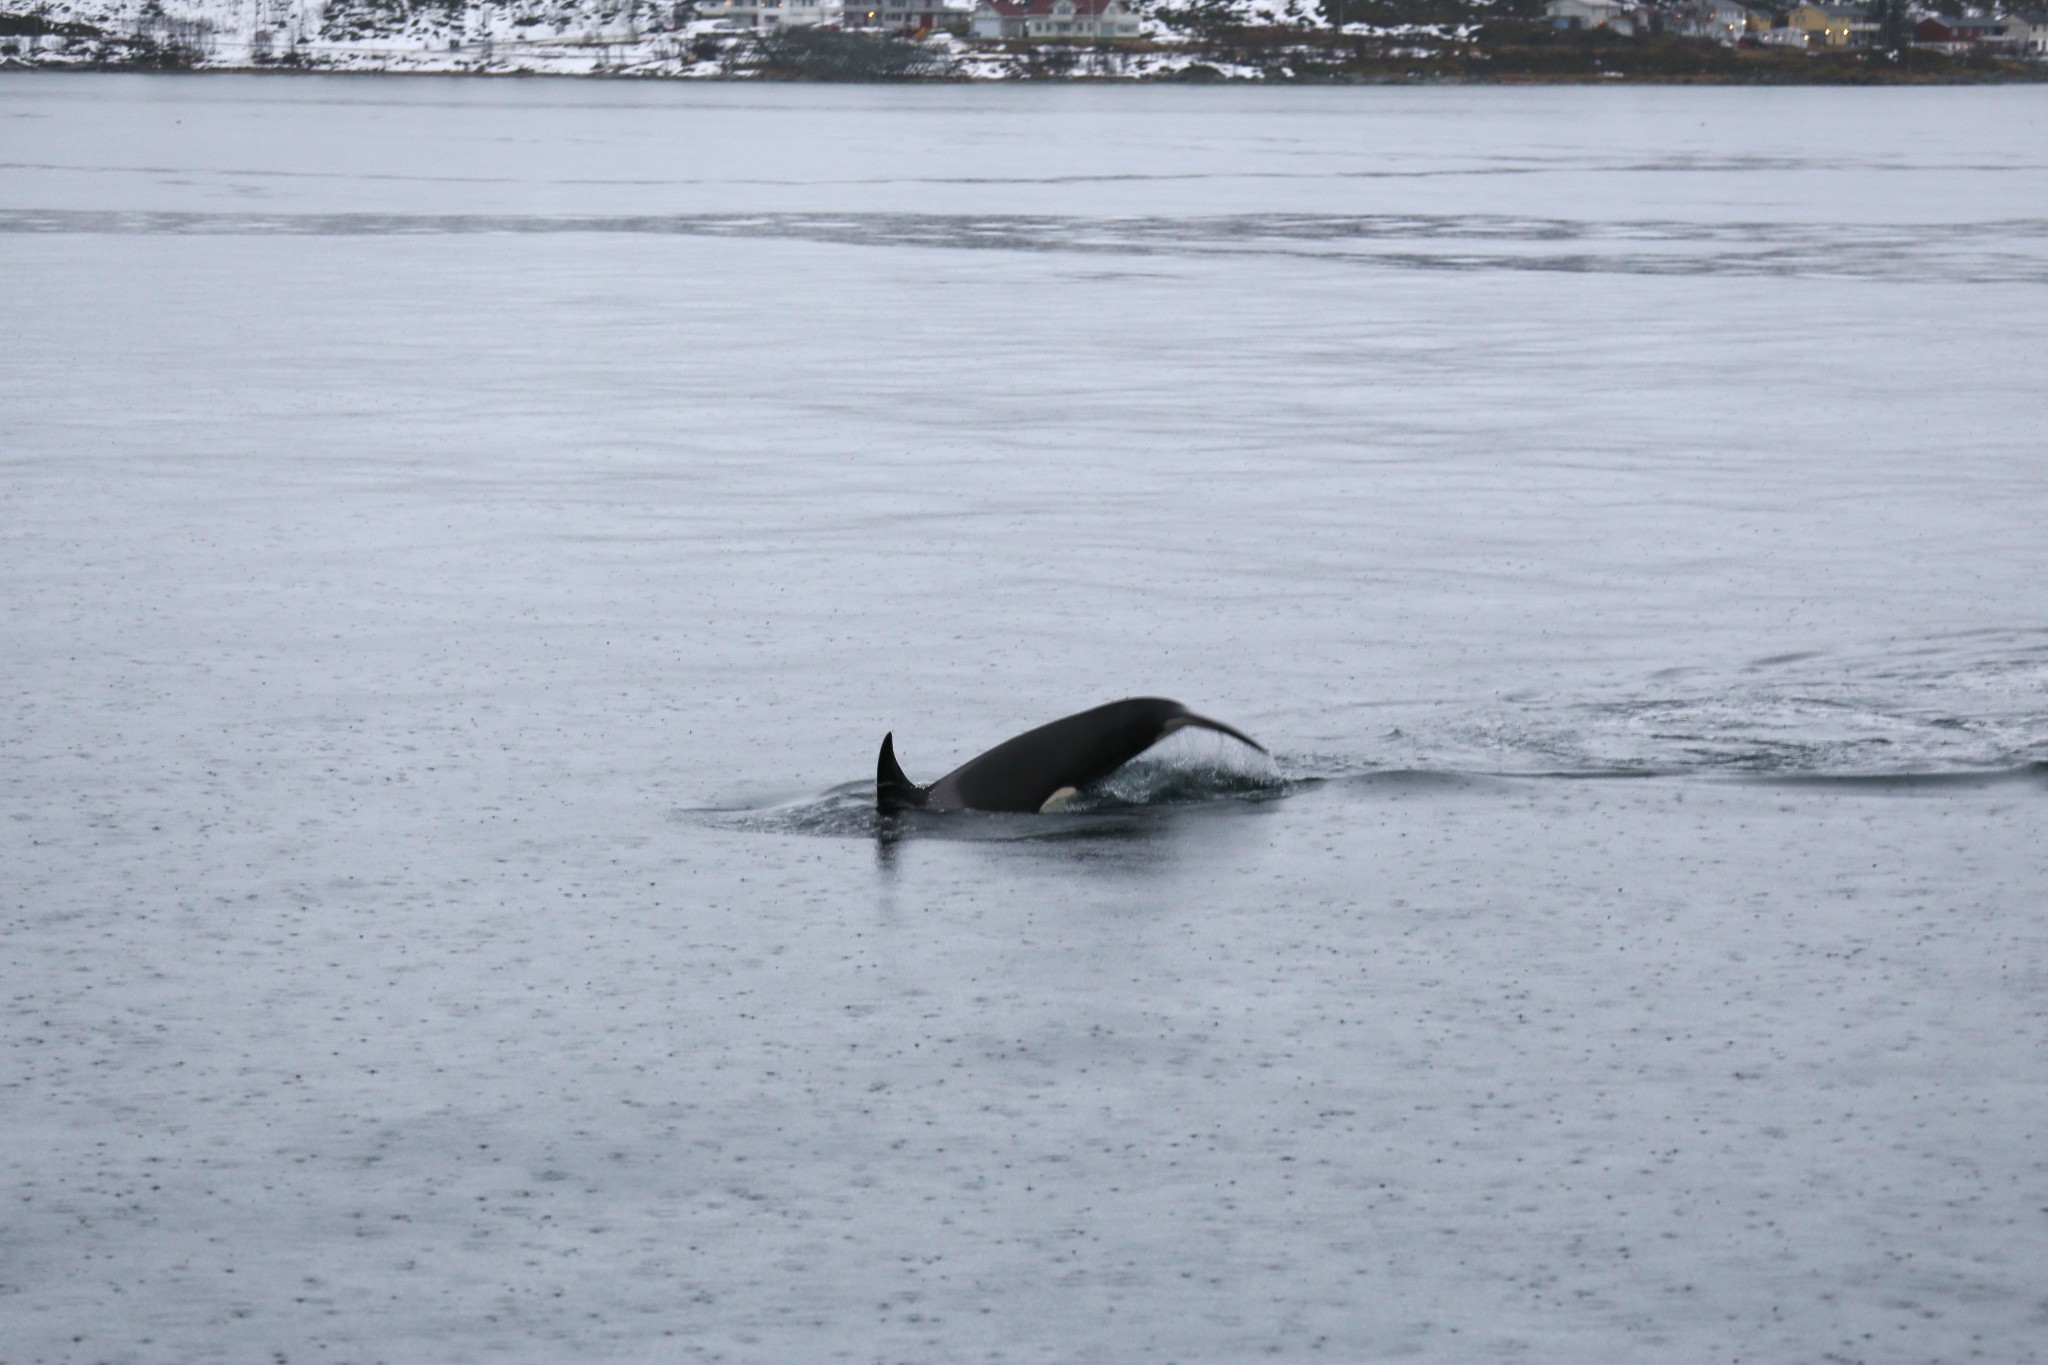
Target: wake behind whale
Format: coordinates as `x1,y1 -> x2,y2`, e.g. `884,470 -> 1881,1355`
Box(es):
688,637 -> 2048,840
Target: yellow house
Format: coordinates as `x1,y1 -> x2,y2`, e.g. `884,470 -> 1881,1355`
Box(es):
1786,3 -> 1864,46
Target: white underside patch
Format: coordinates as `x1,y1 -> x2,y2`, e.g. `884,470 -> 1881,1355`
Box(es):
1038,786 -> 1081,813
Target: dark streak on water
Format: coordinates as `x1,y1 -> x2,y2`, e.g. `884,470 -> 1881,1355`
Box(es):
8,209 -> 2048,283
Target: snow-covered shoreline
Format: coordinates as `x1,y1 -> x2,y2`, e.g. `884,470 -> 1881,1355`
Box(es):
0,0 -> 1632,81
8,0 -> 2044,80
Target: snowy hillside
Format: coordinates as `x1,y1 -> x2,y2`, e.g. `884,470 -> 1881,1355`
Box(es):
0,0 -> 1518,78
8,0 -> 731,73
0,0 -> 1500,74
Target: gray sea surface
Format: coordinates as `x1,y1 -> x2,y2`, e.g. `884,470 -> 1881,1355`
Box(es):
4,74 -> 2047,1363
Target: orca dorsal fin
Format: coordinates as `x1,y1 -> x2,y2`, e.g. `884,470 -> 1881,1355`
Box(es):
876,732 -> 929,814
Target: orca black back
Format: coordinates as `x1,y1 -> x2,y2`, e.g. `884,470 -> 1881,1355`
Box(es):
875,697 -> 1264,815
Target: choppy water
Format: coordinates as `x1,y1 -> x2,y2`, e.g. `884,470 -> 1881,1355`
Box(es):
4,75 -> 2047,1365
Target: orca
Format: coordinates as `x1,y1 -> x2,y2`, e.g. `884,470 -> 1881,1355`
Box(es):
876,697 -> 1266,815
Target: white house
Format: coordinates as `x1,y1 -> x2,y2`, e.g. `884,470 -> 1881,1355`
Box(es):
848,0 -> 978,30
2017,12 -> 2048,56
699,0 -> 846,29
969,0 -> 1142,40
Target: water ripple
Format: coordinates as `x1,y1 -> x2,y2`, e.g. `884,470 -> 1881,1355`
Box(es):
7,209 -> 2047,283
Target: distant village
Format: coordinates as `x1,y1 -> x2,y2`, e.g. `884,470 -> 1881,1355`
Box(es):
1545,0 -> 2046,53
5,0 -> 2047,77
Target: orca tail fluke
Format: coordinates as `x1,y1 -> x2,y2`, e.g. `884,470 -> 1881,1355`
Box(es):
1170,711 -> 1269,755
877,733 -> 929,814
